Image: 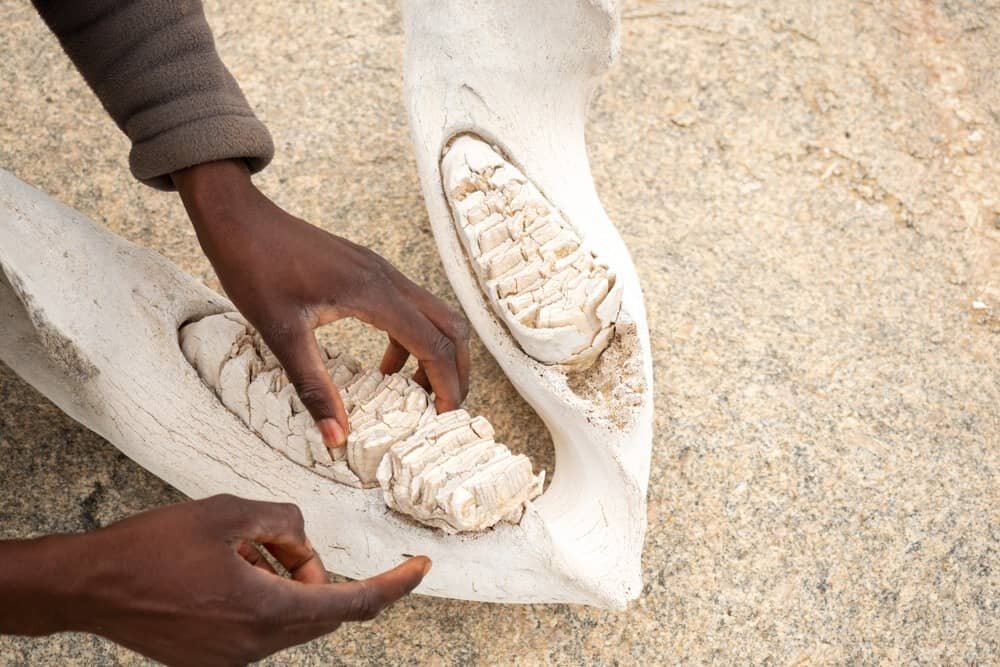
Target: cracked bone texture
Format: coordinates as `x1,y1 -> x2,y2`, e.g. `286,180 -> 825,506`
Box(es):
441,135 -> 623,368
179,313 -> 542,530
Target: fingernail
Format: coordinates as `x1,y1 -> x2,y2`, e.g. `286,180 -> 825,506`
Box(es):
318,418 -> 347,448
420,557 -> 432,576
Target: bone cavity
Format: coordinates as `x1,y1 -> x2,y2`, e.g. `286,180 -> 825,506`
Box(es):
441,135 -> 623,368
179,313 -> 542,531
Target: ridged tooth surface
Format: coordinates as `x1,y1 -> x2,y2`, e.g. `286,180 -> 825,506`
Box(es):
376,409 -> 544,534
180,314 -> 543,532
441,135 -> 623,368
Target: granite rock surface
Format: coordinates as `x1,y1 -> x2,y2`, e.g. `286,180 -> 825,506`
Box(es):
1,0 -> 997,664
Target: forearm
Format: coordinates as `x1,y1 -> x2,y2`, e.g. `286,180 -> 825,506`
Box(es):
0,534 -> 89,636
31,0 -> 273,190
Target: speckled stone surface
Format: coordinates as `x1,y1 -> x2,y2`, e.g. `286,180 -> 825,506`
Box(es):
1,0 -> 998,664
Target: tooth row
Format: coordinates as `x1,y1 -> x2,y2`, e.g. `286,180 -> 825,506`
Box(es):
376,409 -> 544,534
441,135 -> 623,368
179,313 -> 543,531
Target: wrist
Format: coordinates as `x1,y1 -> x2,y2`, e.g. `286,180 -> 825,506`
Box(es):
172,158 -> 254,204
0,533 -> 98,635
173,159 -> 261,232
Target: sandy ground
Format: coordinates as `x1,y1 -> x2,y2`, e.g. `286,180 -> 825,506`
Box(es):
1,0 -> 998,664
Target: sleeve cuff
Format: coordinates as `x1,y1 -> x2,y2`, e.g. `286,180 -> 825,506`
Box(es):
128,113 -> 275,191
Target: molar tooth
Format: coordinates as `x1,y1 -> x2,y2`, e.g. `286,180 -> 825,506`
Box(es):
538,303 -> 587,330
539,231 -> 579,261
403,388 -> 428,413
314,460 -> 364,487
343,369 -> 384,409
513,302 -> 540,326
247,369 -> 280,432
484,243 -> 525,280
583,277 -> 611,316
181,314 -> 543,533
181,316 -> 248,389
286,434 -> 314,467
497,263 -> 543,298
507,181 -> 538,212
458,137 -> 504,173
469,415 -> 494,439
459,189 -> 485,206
456,190 -> 486,218
505,212 -> 526,238
596,276 -> 624,323
484,190 -> 506,214
347,424 -> 396,486
488,165 -> 519,189
377,409 -> 542,533
529,218 -> 562,245
328,362 -> 356,388
219,347 -> 254,424
502,179 -> 523,200
476,216 -> 511,254
441,136 -> 621,368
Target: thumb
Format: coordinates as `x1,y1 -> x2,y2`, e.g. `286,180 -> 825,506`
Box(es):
290,557 -> 431,627
262,322 -> 350,449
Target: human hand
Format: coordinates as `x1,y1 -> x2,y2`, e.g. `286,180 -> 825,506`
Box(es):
0,495 -> 429,666
173,159 -> 470,450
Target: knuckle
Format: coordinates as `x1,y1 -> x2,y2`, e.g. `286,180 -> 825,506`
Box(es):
256,318 -> 298,350
204,493 -> 244,520
279,502 -> 306,534
206,492 -> 239,507
351,583 -> 384,621
450,314 -> 471,342
428,333 -> 456,362
355,261 -> 391,293
293,382 -> 329,410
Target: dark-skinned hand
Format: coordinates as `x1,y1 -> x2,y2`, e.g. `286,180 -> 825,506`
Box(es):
0,495 -> 430,666
172,159 -> 471,449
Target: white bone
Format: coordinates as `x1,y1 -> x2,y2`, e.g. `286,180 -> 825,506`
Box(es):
403,0 -> 653,607
0,172 -> 574,601
1,0 -> 651,609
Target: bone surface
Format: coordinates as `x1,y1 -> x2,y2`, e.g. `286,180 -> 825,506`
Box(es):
1,0 -> 651,609
441,135 -> 622,368
179,313 -> 542,530
404,0 -> 653,609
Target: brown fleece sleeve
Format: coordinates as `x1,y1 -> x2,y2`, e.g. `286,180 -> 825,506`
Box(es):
31,0 -> 274,190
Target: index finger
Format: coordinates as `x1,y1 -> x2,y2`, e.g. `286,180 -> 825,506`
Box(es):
388,271 -> 471,402
264,537 -> 329,585
226,498 -> 330,584
356,294 -> 463,413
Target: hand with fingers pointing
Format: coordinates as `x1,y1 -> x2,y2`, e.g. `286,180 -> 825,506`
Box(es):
0,495 -> 430,666
173,159 -> 472,450
17,3 -> 466,663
